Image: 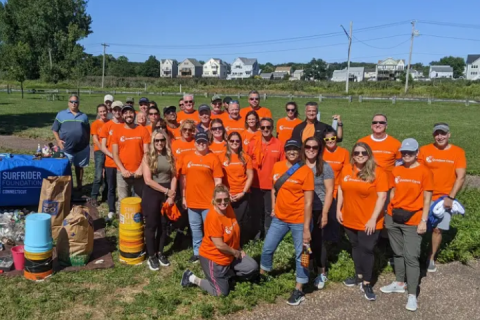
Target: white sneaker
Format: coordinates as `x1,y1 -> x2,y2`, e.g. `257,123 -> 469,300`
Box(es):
314,273 -> 328,290
406,294 -> 418,311
380,281 -> 406,293
107,212 -> 115,220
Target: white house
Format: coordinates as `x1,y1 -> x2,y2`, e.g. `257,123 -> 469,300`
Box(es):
376,58 -> 405,80
429,65 -> 453,79
227,57 -> 259,79
178,58 -> 203,78
466,54 -> 480,80
331,67 -> 365,82
160,59 -> 178,78
203,58 -> 229,79
289,69 -> 304,81
409,69 -> 424,80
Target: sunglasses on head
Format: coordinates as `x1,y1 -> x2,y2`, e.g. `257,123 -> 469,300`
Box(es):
324,136 -> 337,142
260,126 -> 272,130
69,100 -> 79,104
211,126 -> 223,131
249,97 -> 259,101
353,151 -> 368,156
372,121 -> 387,125
305,145 -> 319,150
154,138 -> 166,143
229,139 -> 240,143
215,198 -> 230,204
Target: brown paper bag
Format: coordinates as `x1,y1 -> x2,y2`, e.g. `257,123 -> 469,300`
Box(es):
57,205 -> 94,267
38,176 -> 72,241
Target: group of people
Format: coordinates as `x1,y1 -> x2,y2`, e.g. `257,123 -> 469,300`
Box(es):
51,91 -> 466,310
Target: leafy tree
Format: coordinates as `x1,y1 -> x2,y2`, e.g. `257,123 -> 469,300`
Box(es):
304,58 -> 328,80
138,55 -> 160,77
109,56 -> 136,77
3,42 -> 34,98
430,56 -> 466,78
259,62 -> 275,73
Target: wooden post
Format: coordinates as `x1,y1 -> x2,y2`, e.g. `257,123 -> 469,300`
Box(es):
392,96 -> 396,104
263,93 -> 267,100
359,95 -> 363,103
428,97 -> 432,105
319,94 -> 323,102
237,93 -> 240,99
204,92 -> 208,98
465,99 -> 470,107
348,95 -> 352,103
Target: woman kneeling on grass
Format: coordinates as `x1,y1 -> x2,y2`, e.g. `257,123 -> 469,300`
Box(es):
337,142 -> 388,301
380,138 -> 433,312
181,185 -> 259,296
260,139 -> 314,306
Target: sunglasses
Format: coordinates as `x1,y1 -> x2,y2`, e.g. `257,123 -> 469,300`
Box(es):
179,103 -> 184,107
212,101 -> 222,105
215,198 -> 230,205
211,126 -> 223,131
182,128 -> 194,133
401,151 -> 416,156
184,100 -> 193,104
372,121 -> 387,125
286,108 -> 296,112
229,139 -> 241,143
149,112 -> 159,116
165,110 -> 175,115
260,126 -> 272,130
69,100 -> 79,104
249,97 -> 259,101
154,138 -> 166,143
305,145 -> 319,150
324,136 -> 337,142
353,151 -> 369,157
157,125 -> 167,130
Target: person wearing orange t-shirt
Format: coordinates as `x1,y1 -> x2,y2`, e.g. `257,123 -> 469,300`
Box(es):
176,94 -> 200,124
242,110 -> 261,150
247,118 -> 285,240
239,90 -> 272,120
181,185 -> 259,296
196,104 -> 212,134
90,104 -> 109,206
380,138 -> 433,312
209,119 -> 228,157
223,100 -> 246,136
417,122 -> 466,273
112,105 -> 150,201
337,142 -> 388,301
260,139 -> 314,306
210,95 -> 228,121
171,120 -> 196,161
276,102 -> 303,143
99,101 -> 124,219
219,132 -> 254,246
163,106 -> 182,140
180,132 -> 223,263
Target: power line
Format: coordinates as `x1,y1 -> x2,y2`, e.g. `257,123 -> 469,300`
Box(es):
421,34 -> 480,42
418,20 -> 480,30
353,35 -> 411,49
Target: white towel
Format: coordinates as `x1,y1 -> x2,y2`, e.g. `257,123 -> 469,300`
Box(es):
431,197 -> 465,218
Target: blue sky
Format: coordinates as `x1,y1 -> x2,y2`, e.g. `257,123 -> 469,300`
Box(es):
80,0 -> 479,65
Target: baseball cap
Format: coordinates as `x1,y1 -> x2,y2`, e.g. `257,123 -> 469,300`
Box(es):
195,132 -> 209,143
121,105 -> 135,113
126,97 -> 134,103
223,96 -> 232,104
198,104 -> 211,113
104,94 -> 114,103
433,122 -> 450,133
111,101 -> 123,109
163,106 -> 176,115
139,97 -> 149,104
211,94 -> 222,102
399,138 -> 419,152
284,139 -> 302,150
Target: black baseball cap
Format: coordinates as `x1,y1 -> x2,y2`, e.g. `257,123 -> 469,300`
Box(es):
139,97 -> 149,104
284,139 -> 302,150
121,105 -> 135,113
163,106 -> 176,115
223,96 -> 233,104
195,132 -> 209,143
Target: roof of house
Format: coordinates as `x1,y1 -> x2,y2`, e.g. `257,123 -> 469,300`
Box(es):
378,58 -> 406,65
430,65 -> 453,73
260,73 -> 273,79
160,59 -> 178,63
275,66 -> 292,72
237,57 -> 257,65
365,68 -> 376,73
467,54 -> 480,64
182,58 -> 202,66
333,67 -> 365,74
272,72 -> 286,78
293,69 -> 304,75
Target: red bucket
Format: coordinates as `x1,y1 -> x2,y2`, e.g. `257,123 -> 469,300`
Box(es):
11,245 -> 25,270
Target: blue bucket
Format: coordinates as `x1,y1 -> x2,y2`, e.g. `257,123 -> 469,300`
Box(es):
24,213 -> 53,253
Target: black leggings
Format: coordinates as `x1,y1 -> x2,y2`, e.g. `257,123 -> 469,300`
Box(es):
311,210 -> 327,270
142,184 -> 169,257
231,194 -> 250,247
344,227 -> 380,282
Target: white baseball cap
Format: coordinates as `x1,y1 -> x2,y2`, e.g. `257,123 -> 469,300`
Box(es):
104,94 -> 114,103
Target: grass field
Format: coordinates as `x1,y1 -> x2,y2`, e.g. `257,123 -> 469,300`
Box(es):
1,92 -> 480,320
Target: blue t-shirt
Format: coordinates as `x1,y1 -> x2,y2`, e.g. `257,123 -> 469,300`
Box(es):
51,108 -> 90,154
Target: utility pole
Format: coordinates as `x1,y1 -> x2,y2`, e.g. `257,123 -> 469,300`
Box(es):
405,20 -> 418,93
341,22 -> 353,93
48,48 -> 53,69
101,43 -> 109,88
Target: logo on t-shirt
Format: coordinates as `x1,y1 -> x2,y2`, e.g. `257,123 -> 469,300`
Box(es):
426,156 -> 454,164
187,161 -> 210,169
395,176 -> 421,185
244,139 -> 250,145
343,175 -> 366,183
223,161 -> 242,167
279,125 -> 293,130
273,173 -> 280,181
120,136 -> 141,142
224,221 -> 237,234
373,150 -> 393,154
395,176 -> 401,184
109,129 -> 114,136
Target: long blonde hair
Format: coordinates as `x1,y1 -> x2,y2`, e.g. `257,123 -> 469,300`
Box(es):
350,142 -> 376,182
147,129 -> 175,175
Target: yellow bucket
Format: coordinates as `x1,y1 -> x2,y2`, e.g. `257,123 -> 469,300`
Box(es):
119,228 -> 144,241
119,197 -> 143,230
119,243 -> 144,253
119,253 -> 145,265
24,249 -> 53,261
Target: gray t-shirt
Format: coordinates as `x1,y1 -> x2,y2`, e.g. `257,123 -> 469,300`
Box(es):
311,162 -> 334,210
152,154 -> 172,184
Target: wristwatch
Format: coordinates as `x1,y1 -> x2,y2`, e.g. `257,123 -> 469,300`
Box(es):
447,196 -> 454,200
338,122 -> 343,127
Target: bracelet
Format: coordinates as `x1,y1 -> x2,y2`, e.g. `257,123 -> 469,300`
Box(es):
447,195 -> 454,200
337,122 -> 343,127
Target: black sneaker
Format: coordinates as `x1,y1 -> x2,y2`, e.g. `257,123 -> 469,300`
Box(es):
147,256 -> 160,271
343,276 -> 361,287
188,255 -> 199,264
286,289 -> 305,306
181,269 -> 194,288
362,283 -> 377,301
158,255 -> 170,267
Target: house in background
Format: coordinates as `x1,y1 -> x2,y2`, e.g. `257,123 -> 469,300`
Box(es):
364,68 -> 376,81
203,58 -> 229,79
466,54 -> 480,80
409,69 -> 424,80
289,69 -> 304,81
272,72 -> 287,80
160,59 -> 178,78
376,58 -> 405,81
274,66 -> 293,75
429,65 -> 453,79
260,73 -> 273,80
228,57 -> 259,79
178,58 -> 203,78
331,67 -> 365,82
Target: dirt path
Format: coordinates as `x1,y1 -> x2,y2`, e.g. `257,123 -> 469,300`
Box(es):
223,260 -> 480,320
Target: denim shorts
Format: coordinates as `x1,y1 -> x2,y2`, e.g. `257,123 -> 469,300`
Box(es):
64,145 -> 90,167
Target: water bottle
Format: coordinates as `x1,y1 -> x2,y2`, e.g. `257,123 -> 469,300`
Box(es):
35,144 -> 42,157
332,118 -> 338,131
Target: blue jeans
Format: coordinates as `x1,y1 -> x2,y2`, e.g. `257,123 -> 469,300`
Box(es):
91,150 -> 106,199
260,217 -> 308,284
188,208 -> 209,256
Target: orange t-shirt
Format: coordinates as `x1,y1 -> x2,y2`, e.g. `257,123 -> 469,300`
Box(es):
211,112 -> 228,121
358,135 -> 401,173
323,146 -> 350,198
91,119 -> 109,152
247,136 -> 285,189
99,121 -> 124,168
388,164 -> 434,226
339,164 -> 389,230
210,140 -> 227,157
223,116 -> 246,136
276,117 -> 302,143
219,153 -> 253,194
111,125 -> 150,172
418,144 -> 467,200
171,139 -> 195,158
181,152 -> 223,209
301,123 -> 315,142
272,161 -> 315,224
177,110 -> 200,125
199,205 -> 240,266
239,106 -> 272,120
241,130 -> 261,150
167,125 -> 182,140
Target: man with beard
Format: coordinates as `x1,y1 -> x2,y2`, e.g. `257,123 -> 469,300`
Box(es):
164,105 -> 181,140
112,104 -> 150,201
177,94 -> 199,124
